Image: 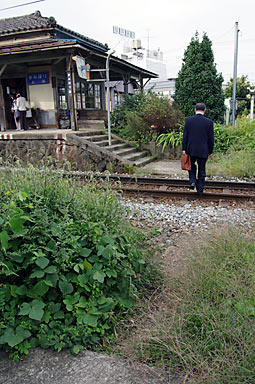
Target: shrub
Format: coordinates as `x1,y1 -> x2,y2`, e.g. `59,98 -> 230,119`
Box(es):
0,167 -> 148,360
111,92 -> 183,144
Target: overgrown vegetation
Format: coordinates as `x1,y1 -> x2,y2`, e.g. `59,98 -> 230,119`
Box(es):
122,227 -> 255,383
224,75 -> 252,116
0,167 -> 155,360
111,92 -> 183,144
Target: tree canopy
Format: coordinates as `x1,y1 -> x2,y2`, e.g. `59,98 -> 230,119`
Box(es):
174,33 -> 225,123
224,75 -> 251,116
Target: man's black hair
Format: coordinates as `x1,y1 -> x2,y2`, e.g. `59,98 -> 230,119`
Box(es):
195,103 -> 206,111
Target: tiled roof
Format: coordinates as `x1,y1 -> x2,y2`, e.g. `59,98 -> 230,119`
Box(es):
0,11 -> 55,34
0,11 -> 108,52
0,38 -> 77,55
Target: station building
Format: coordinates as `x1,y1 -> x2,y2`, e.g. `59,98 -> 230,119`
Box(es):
0,11 -> 156,131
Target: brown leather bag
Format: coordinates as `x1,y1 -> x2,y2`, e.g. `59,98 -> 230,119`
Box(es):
181,154 -> 191,171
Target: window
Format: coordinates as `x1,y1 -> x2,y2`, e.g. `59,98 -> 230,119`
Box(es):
57,79 -> 67,110
75,81 -> 102,110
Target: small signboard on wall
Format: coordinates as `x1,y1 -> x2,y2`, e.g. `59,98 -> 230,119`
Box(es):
27,72 -> 49,85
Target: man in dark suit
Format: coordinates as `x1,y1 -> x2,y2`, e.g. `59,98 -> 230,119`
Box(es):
182,103 -> 214,196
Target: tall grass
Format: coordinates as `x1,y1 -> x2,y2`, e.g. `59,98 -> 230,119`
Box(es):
133,227 -> 255,383
208,149 -> 255,178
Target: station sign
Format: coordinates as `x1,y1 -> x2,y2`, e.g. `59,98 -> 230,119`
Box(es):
27,72 -> 49,85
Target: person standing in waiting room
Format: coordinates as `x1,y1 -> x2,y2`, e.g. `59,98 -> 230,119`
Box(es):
16,93 -> 27,131
182,103 -> 214,196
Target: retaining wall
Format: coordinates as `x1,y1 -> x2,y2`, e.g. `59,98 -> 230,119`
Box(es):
0,132 -> 126,173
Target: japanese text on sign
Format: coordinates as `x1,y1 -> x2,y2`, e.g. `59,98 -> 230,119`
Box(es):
27,72 -> 49,85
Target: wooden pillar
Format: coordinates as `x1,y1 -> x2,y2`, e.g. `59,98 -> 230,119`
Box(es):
139,75 -> 144,93
0,83 -> 6,131
0,65 -> 7,131
66,56 -> 77,131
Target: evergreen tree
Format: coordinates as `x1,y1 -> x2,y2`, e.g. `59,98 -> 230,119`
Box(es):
174,33 -> 225,122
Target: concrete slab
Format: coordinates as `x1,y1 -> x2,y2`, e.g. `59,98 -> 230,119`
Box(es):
141,160 -> 185,177
0,349 -> 170,384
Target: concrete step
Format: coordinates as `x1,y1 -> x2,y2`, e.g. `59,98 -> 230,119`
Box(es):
76,130 -> 106,137
113,147 -> 138,157
96,139 -> 120,147
134,156 -> 156,167
85,134 -> 108,142
121,151 -> 149,162
106,143 -> 130,151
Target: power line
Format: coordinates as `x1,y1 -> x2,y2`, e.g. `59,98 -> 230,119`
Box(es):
0,0 -> 45,12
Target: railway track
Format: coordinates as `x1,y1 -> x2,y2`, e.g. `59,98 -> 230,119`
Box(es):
2,167 -> 255,201
78,174 -> 255,201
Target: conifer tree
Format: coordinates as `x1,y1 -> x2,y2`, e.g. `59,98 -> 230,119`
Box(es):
174,33 -> 225,122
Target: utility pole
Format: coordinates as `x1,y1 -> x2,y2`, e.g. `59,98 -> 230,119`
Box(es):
106,50 -> 115,146
232,22 -> 239,126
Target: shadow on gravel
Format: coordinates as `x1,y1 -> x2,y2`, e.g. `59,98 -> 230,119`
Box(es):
0,348 -> 174,384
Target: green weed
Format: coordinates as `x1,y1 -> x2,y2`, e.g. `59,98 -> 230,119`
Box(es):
0,166 -> 151,360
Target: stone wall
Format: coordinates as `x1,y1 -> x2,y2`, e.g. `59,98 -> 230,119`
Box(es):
140,142 -> 182,160
0,132 -> 126,173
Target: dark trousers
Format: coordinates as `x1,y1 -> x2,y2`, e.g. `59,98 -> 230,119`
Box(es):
189,156 -> 207,194
19,111 -> 27,130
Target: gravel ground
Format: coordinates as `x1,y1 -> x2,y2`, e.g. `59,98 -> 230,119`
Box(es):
122,199 -> 255,232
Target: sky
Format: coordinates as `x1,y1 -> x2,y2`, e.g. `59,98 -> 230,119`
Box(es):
1,0 -> 255,84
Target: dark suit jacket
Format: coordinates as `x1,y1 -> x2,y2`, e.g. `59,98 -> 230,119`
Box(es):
182,113 -> 214,158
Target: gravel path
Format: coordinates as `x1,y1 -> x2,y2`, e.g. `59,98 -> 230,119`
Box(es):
122,200 -> 255,231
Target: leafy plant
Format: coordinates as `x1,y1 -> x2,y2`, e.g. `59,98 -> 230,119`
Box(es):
111,92 -> 183,144
0,167 -> 149,360
156,124 -> 184,151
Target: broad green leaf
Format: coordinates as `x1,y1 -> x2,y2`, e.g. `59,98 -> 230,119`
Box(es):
77,273 -> 89,287
54,310 -> 64,319
9,217 -> 23,232
19,302 -> 31,316
46,273 -> 58,288
30,269 -> 45,279
82,313 -> 98,327
48,302 -> 61,313
35,257 -> 49,269
17,191 -> 27,201
0,231 -> 10,251
80,248 -> 92,257
59,279 -> 73,295
44,266 -> 57,274
7,333 -> 24,347
93,270 -> 105,283
16,285 -> 28,296
29,307 -> 44,321
29,300 -> 46,321
83,260 -> 92,270
77,296 -> 87,308
16,326 -> 31,340
33,281 -> 49,296
72,345 -> 80,354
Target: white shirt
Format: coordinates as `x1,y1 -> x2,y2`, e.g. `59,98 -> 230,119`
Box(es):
17,96 -> 27,111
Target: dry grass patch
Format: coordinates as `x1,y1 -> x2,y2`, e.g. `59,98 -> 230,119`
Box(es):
115,227 -> 255,384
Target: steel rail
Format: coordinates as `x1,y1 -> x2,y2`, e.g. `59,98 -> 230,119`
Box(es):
82,174 -> 255,190
120,186 -> 255,200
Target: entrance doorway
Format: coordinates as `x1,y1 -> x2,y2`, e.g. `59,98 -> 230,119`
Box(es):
1,78 -> 27,130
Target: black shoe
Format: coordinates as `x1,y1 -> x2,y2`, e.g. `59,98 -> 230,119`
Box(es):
197,191 -> 203,197
189,183 -> 196,190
